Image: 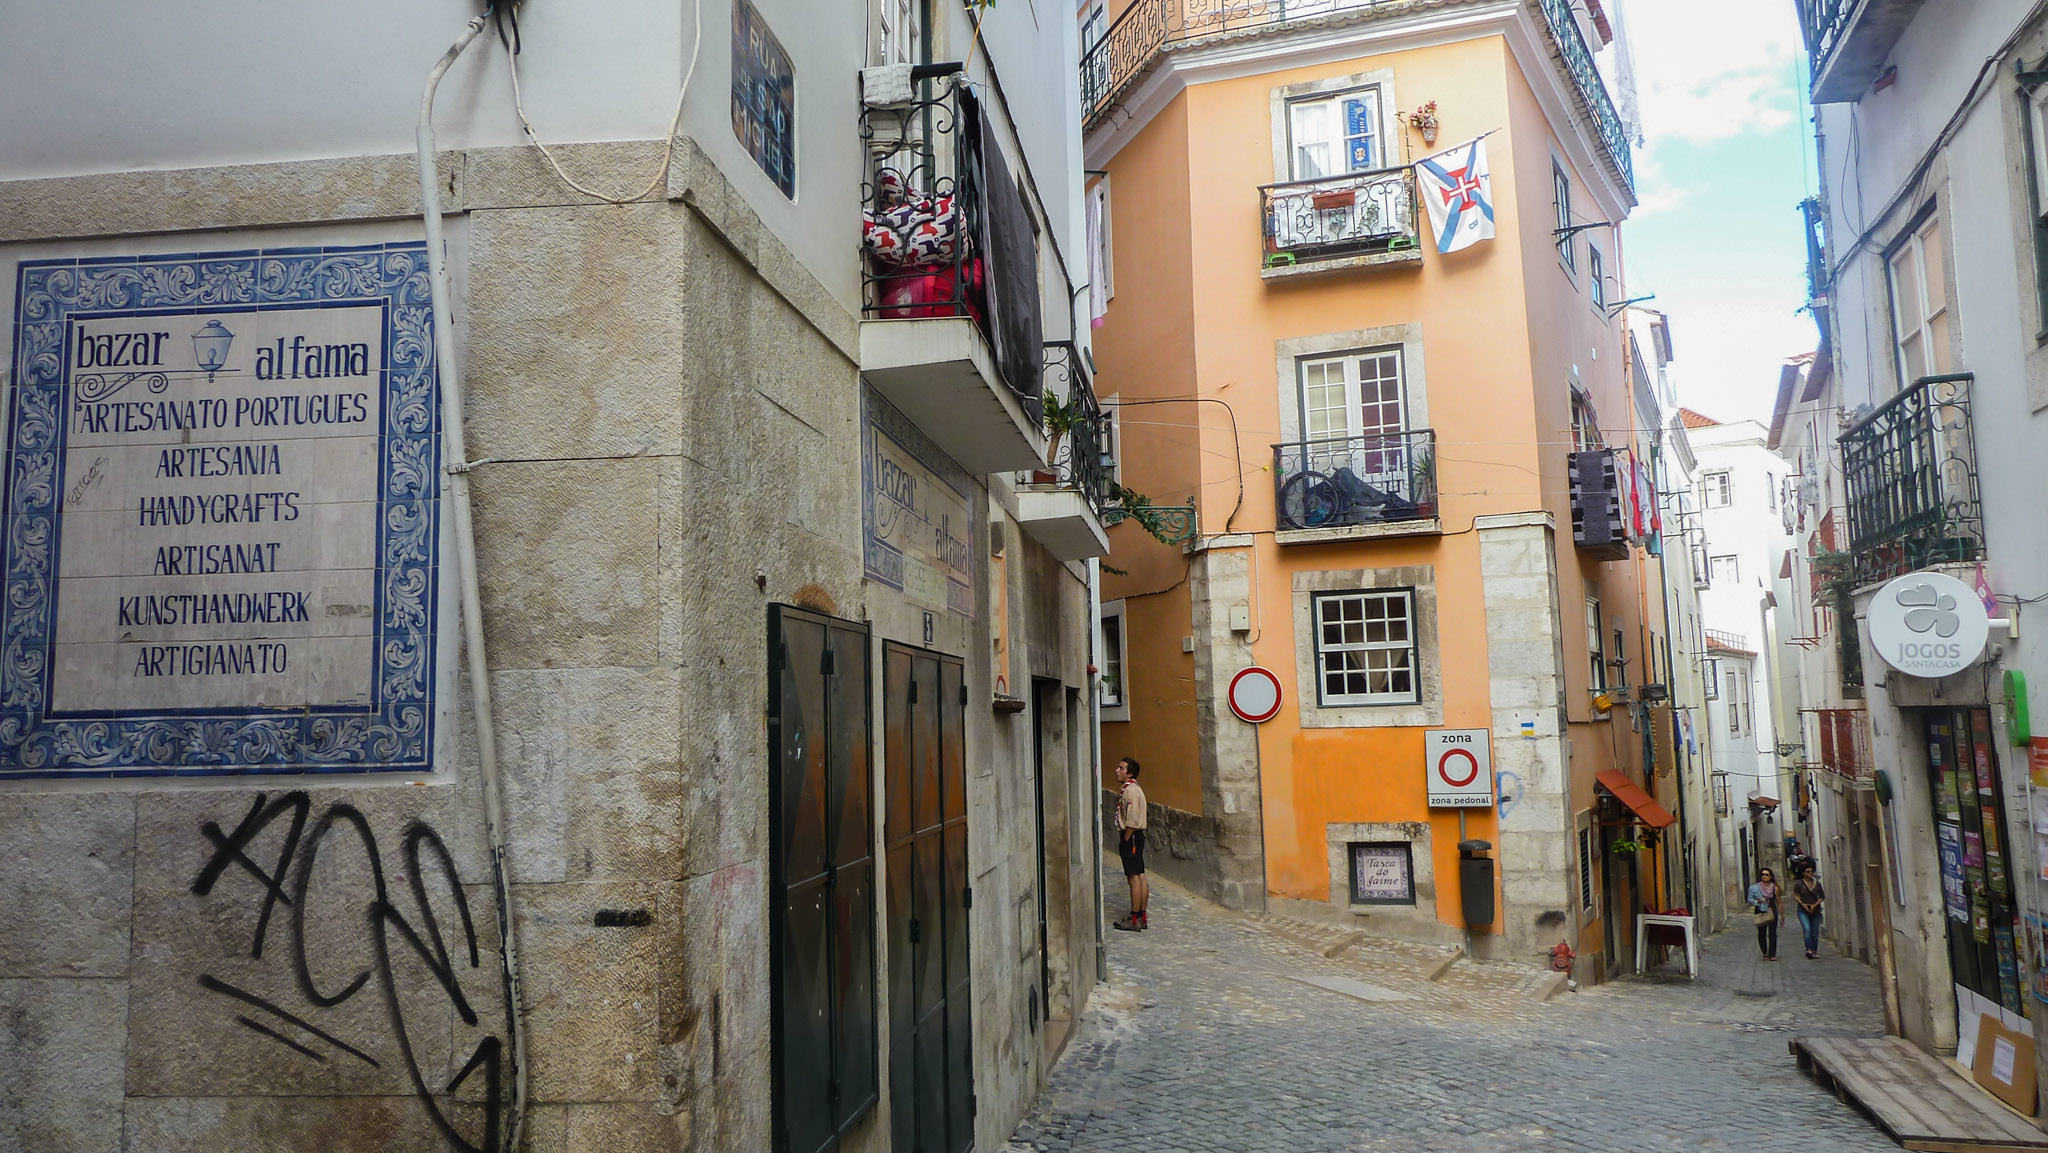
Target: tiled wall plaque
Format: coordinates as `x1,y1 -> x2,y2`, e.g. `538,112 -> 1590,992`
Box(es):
3,244 -> 445,778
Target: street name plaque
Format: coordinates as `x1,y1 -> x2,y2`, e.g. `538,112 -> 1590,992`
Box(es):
3,244 -> 448,778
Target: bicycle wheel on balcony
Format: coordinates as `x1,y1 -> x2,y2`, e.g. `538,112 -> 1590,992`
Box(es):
1279,471 -> 1338,529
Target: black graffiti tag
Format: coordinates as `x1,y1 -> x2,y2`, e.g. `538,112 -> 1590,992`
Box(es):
191,791 -> 506,1153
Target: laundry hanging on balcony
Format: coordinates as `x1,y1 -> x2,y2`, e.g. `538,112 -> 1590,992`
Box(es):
1415,138 -> 1495,254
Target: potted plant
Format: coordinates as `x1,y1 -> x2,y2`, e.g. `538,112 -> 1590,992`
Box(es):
1408,100 -> 1440,146
1609,837 -> 1642,857
1035,388 -> 1089,485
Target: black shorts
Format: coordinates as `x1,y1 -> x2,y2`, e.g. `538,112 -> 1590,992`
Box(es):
1120,828 -> 1147,876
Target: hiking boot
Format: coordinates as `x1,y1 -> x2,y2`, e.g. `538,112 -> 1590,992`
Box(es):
1113,915 -> 1142,932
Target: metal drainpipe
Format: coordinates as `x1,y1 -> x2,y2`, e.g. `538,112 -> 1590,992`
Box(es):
417,12 -> 529,1150
1089,556 -> 1108,983
1652,453 -> 1697,912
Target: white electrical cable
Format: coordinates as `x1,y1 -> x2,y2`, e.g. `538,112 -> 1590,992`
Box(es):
504,0 -> 702,204
418,11 -> 529,1152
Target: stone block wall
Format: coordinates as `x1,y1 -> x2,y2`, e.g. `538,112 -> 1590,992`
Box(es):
0,136 -> 1097,1153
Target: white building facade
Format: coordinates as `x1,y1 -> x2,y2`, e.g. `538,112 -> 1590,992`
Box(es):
1685,412 -> 1797,910
1799,0 -> 2048,1066
0,4 -> 1110,1152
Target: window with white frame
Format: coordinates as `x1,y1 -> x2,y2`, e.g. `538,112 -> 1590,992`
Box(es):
1287,87 -> 1382,179
1709,554 -> 1739,585
1553,162 -> 1575,272
880,0 -> 921,64
1570,390 -> 1602,452
1100,395 -> 1122,485
1312,589 -> 1419,706
1099,600 -> 1128,718
1589,244 -> 1606,310
1299,348 -> 1406,442
1702,470 -> 1731,508
1081,1 -> 1105,58
1727,670 -> 1745,734
1703,659 -> 1719,699
1585,593 -> 1606,693
1887,213 -> 1952,386
1576,813 -> 1598,919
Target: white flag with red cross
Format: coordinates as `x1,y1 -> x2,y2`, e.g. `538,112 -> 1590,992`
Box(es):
1416,139 -> 1496,254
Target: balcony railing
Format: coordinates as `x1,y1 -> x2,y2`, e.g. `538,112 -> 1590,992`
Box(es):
860,76 -> 1042,414
1796,0 -> 1854,82
1533,0 -> 1634,192
1083,0 -> 1633,192
1273,429 -> 1436,531
1041,342 -> 1117,514
1261,167 -> 1419,266
1839,373 -> 1982,585
1796,0 -> 1926,102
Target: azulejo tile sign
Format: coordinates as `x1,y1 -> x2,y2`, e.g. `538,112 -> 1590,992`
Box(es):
3,244 -> 447,778
862,388 -> 976,618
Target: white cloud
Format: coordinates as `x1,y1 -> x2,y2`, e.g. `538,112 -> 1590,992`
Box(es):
1666,284 -> 1820,425
1615,0 -> 1803,147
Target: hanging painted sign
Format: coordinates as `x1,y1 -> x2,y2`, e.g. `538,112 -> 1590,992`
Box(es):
2,244 -> 450,778
1867,570 -> 1992,678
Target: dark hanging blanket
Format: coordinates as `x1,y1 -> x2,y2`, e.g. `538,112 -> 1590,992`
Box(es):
957,86 -> 1043,418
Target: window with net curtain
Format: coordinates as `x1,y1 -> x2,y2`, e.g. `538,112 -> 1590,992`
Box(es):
1312,589 -> 1418,706
1288,88 -> 1381,179
1887,214 -> 1951,387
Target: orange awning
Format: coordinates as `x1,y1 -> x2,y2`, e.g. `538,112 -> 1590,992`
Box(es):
1595,768 -> 1677,829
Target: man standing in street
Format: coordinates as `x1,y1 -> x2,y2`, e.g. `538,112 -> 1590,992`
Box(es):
1113,757 -> 1148,931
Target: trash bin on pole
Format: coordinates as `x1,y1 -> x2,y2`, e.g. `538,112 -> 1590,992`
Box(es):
1458,839 -> 1494,927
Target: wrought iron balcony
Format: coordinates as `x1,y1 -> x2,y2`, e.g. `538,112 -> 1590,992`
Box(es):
1040,342 -> 1117,514
859,75 -> 1048,473
1839,373 -> 1982,585
1014,343 -> 1115,560
1261,167 -> 1419,268
1273,429 -> 1437,533
1796,0 -> 1926,103
1082,0 -> 1633,193
1533,0 -> 1634,192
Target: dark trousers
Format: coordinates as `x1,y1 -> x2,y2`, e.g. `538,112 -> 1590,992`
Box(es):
1756,919 -> 1778,958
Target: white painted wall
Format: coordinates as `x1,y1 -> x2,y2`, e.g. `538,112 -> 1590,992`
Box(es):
0,0 -> 1092,338
1692,422 -> 1792,828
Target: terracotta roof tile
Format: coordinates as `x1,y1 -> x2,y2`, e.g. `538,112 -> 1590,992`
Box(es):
1678,408 -> 1720,429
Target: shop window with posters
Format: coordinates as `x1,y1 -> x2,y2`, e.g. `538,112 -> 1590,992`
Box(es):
1924,709 -> 2026,1015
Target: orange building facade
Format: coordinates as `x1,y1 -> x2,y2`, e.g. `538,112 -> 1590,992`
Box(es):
1082,0 -> 1681,975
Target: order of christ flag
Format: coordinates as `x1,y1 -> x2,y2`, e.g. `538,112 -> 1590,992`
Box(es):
1416,138 -> 1495,254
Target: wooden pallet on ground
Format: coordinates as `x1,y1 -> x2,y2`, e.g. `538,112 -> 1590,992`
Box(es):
1790,1035 -> 2048,1152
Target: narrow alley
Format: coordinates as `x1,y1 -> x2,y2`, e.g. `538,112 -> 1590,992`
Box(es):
1009,874 -> 1895,1153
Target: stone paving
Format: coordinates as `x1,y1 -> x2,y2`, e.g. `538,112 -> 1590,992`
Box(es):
1006,873 -> 1901,1153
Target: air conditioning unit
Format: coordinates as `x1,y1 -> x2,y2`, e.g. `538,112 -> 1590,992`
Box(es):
1639,683 -> 1670,703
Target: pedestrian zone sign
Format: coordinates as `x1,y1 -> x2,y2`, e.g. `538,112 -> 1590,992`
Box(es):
1425,728 -> 1493,808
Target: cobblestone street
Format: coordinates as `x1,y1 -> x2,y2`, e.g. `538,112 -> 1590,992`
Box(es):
1007,873 -> 1900,1153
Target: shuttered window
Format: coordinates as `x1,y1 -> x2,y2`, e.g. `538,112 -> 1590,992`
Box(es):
770,606 -> 879,1153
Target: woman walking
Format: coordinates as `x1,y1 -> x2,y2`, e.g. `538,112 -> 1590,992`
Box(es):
1748,867 -> 1781,960
1793,864 -> 1827,959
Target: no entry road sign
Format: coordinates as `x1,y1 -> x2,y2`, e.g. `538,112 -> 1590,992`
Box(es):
1425,728 -> 1493,808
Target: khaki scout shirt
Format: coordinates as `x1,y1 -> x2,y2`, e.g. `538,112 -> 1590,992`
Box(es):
1117,781 -> 1147,832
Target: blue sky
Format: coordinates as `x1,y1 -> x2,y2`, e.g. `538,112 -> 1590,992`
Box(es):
1616,0 -> 1821,426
